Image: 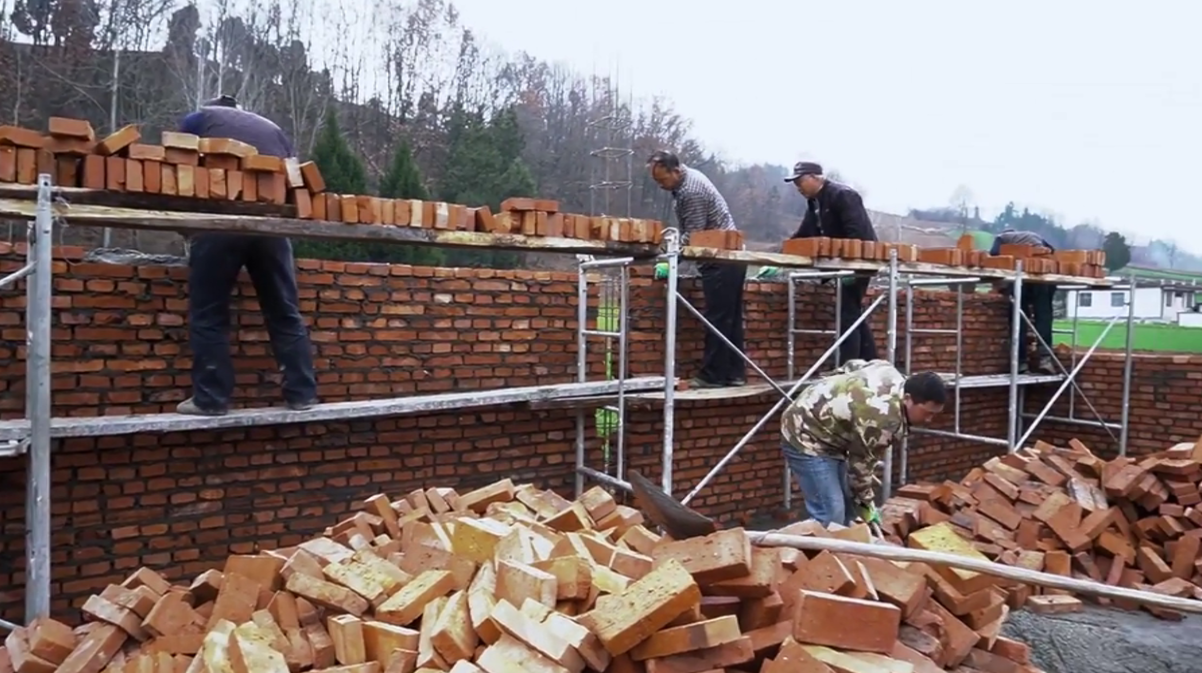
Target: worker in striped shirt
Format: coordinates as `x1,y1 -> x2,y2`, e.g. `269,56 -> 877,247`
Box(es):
647,150 -> 747,388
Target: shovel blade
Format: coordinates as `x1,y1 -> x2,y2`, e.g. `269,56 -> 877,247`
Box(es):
628,469 -> 718,540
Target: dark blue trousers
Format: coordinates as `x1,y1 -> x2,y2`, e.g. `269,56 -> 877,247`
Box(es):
188,234 -> 317,410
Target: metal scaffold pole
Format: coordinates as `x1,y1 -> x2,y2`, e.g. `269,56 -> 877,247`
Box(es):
661,228 -> 680,495
1007,260 -> 1025,452
26,174 -> 53,621
1118,273 -> 1136,456
882,250 -> 899,502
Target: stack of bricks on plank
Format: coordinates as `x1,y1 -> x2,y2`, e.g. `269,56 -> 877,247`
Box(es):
882,436 -> 1202,622
0,479 -> 1050,673
1,118 -> 1107,274
0,119 -> 663,244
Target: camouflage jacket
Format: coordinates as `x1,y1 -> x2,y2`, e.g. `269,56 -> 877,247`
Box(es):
781,359 -> 908,504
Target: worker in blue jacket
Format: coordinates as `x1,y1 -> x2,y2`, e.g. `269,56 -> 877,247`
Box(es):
175,95 -> 318,416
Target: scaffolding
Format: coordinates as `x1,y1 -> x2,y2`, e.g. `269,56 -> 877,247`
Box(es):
572,232 -> 1134,525
0,177 -> 668,626
0,176 -> 1133,628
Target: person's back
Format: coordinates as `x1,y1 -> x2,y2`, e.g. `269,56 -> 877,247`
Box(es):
782,359 -> 906,455
181,104 -> 294,158
176,95 -> 317,417
991,229 -> 1053,254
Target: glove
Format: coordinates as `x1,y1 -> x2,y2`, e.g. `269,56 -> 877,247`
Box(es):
653,262 -> 669,280
858,503 -> 881,527
755,266 -> 781,279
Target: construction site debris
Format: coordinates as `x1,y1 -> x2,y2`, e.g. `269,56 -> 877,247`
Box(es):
0,481 -> 1047,672
881,437 -> 1202,621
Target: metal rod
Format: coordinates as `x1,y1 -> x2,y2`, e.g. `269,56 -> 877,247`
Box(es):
954,282 -> 964,435
676,293 -> 790,400
0,261 -> 35,289
1119,272 -> 1136,456
1018,308 -> 1116,441
833,273 -> 843,368
0,617 -> 18,632
680,293 -> 888,507
886,251 -> 899,362
1016,315 -> 1122,449
883,252 -> 898,502
661,229 -> 680,495
1068,286 -> 1081,418
580,256 -> 636,269
909,328 -> 958,336
1007,261 -> 1024,452
900,273 -> 924,490
913,427 -> 1012,447
787,275 -> 797,381
581,329 -> 621,339
904,278 -> 915,375
907,276 -> 981,287
789,270 -> 853,280
793,329 -> 837,336
25,174 -> 52,621
616,265 -> 629,481
576,466 -> 631,491
747,532 -> 1202,614
574,260 -> 588,498
1020,413 -> 1122,430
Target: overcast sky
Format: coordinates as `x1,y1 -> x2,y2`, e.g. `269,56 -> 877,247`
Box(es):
450,0 -> 1200,254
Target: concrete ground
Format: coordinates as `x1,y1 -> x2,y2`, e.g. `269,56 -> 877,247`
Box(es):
1004,606 -> 1200,673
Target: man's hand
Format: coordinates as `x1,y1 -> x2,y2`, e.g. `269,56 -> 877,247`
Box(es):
654,262 -> 669,280
755,266 -> 781,280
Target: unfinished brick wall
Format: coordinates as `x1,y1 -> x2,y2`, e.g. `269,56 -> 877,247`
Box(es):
1029,352 -> 1202,456
0,245 -> 1043,621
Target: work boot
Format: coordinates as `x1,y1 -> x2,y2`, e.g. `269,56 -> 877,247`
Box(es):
176,397 -> 228,417
726,377 -> 747,387
690,376 -> 724,389
287,398 -> 319,411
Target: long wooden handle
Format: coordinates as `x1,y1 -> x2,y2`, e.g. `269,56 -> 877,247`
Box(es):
748,531 -> 1202,615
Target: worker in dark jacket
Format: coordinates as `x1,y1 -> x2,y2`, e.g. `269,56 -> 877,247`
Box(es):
991,229 -> 1057,373
175,95 -> 318,416
783,161 -> 880,364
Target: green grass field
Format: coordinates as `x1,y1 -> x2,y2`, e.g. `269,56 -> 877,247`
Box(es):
1053,319 -> 1202,353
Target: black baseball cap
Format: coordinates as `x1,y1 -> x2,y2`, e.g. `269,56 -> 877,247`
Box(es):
785,161 -> 823,182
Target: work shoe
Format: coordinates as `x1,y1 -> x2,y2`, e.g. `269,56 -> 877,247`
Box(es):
726,378 -> 747,387
176,398 -> 228,417
287,398 -> 318,411
690,377 -> 725,389
1035,357 -> 1058,374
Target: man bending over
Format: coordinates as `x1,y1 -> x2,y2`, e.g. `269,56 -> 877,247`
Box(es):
781,360 -> 947,527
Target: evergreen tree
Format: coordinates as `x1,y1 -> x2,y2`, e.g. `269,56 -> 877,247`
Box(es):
438,104 -> 537,268
378,140 -> 443,266
295,108 -> 373,261
1102,232 -> 1132,271
379,140 -> 428,200
311,107 -> 367,194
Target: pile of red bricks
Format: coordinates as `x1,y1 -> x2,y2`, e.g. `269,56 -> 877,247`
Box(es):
882,436 -> 1202,621
0,480 -> 1047,673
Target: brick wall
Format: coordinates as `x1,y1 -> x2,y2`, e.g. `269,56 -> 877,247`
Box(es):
0,245 -> 1051,621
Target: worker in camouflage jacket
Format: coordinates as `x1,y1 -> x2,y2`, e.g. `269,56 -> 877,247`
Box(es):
781,359 -> 947,527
